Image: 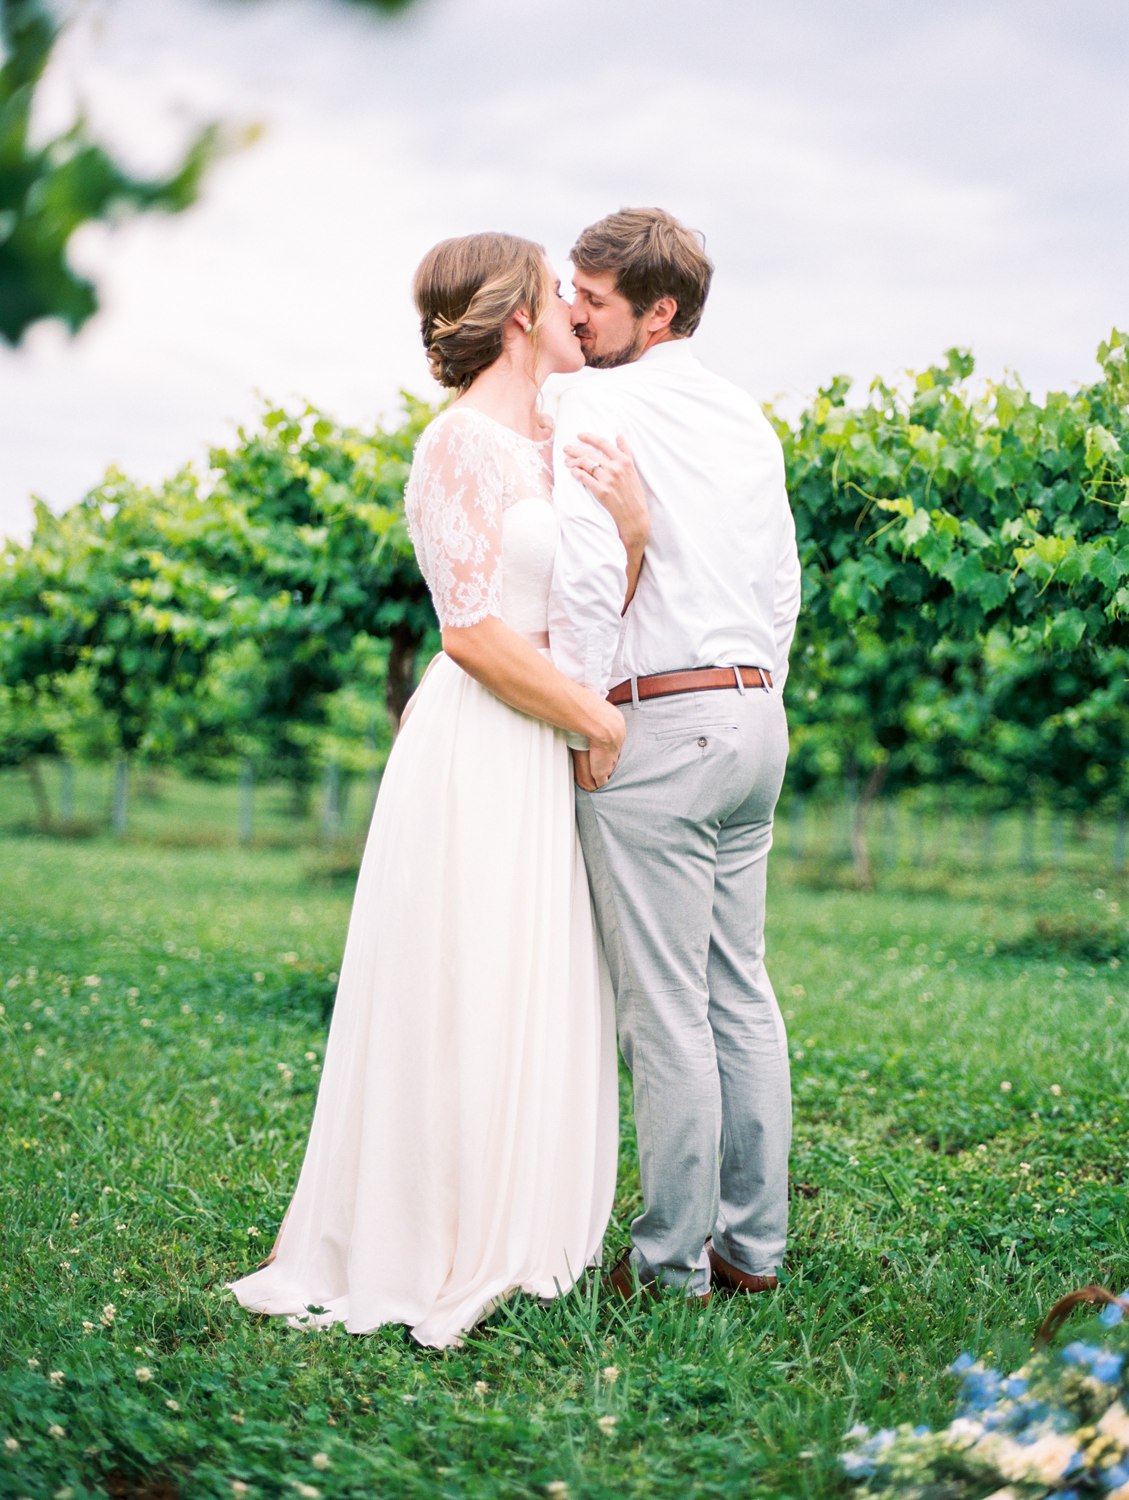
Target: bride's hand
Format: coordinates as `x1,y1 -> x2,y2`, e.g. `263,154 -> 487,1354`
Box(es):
563,433 -> 649,556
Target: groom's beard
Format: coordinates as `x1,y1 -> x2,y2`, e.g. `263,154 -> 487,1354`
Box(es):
581,319 -> 650,370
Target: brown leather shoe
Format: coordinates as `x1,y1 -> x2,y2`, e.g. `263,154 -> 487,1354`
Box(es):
604,1250 -> 711,1307
706,1241 -> 779,1295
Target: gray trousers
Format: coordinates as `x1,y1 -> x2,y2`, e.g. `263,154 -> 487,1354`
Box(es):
575,676 -> 791,1295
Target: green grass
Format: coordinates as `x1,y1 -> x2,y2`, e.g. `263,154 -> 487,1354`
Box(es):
1,805 -> 1126,1499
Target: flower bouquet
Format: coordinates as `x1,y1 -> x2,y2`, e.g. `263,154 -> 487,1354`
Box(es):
842,1286 -> 1129,1500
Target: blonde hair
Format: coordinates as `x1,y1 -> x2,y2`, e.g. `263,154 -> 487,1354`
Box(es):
413,233 -> 552,391
571,207 -> 713,337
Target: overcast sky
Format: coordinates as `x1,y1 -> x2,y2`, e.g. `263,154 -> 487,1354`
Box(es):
1,0 -> 1126,542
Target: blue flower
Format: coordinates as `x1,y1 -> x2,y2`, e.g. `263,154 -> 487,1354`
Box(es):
1059,1340 -> 1124,1383
1102,1462 -> 1129,1491
1091,1351 -> 1124,1383
841,1452 -> 875,1479
1002,1375 -> 1029,1398
958,1367 -> 1003,1413
1008,1396 -> 1052,1432
841,1425 -> 899,1479
1098,1292 -> 1128,1328
1008,1398 -> 1050,1436
950,1352 -> 975,1374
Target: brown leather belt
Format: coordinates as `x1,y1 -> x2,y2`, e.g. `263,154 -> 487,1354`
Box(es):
606,666 -> 773,706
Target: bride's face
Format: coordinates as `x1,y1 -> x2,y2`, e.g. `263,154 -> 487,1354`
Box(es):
534,261 -> 585,378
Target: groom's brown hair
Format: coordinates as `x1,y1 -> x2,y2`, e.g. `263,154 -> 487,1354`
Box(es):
570,207 -> 713,337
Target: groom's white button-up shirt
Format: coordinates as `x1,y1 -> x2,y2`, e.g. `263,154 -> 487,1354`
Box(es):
547,339 -> 802,702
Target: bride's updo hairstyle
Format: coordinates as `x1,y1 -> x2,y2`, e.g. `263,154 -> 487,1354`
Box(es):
413,233 -> 552,391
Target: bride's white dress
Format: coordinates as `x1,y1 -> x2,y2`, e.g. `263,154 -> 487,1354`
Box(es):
229,406 -> 618,1348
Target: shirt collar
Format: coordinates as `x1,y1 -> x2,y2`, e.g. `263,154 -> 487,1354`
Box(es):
635,338 -> 699,371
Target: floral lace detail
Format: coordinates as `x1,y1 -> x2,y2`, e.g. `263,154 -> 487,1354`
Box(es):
404,407 -> 553,629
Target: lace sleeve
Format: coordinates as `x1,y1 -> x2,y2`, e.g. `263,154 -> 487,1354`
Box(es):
404,411 -> 506,629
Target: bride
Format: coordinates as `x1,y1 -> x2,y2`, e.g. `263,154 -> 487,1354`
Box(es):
229,232 -> 645,1348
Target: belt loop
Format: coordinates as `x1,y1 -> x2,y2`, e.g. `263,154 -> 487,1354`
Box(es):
629,674 -> 641,709
732,666 -> 746,696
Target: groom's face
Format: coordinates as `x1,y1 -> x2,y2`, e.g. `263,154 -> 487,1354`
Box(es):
570,269 -> 650,369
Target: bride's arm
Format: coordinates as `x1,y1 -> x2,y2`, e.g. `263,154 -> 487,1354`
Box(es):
409,409 -> 623,785
562,433 -> 649,609
441,618 -> 624,776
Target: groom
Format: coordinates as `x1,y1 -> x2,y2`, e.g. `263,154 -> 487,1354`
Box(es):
548,207 -> 802,1302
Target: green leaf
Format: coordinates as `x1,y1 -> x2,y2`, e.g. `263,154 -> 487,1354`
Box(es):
903,510 -> 931,546
1045,608 -> 1087,650
1027,535 -> 1073,568
1084,544 -> 1122,592
1085,423 -> 1123,470
875,497 -> 915,520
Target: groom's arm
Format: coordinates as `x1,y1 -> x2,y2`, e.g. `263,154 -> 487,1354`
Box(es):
772,501 -> 802,693
548,386 -> 629,717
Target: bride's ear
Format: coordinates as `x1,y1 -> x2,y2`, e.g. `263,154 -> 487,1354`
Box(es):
514,308 -> 533,335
